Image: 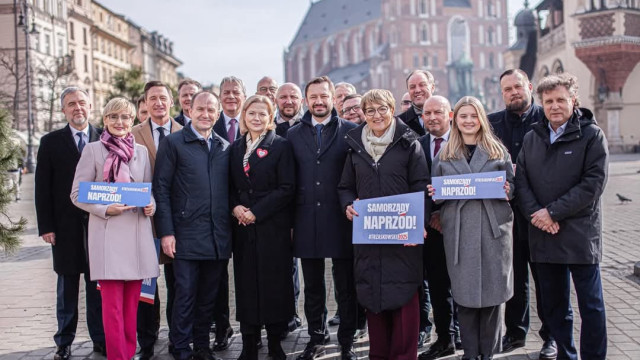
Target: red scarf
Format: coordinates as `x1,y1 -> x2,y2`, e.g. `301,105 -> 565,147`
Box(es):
100,130 -> 134,183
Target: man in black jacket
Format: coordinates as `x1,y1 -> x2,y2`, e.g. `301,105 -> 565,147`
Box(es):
174,78 -> 201,126
488,69 -> 555,359
154,91 -> 231,360
287,76 -> 358,360
275,83 -> 303,137
35,87 -> 105,360
516,73 -> 608,360
398,70 -> 435,137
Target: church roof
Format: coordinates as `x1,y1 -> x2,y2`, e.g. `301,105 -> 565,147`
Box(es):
289,0 -> 381,47
444,0 -> 471,7
325,60 -> 371,85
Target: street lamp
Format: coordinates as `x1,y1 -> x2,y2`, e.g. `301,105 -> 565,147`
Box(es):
17,0 -> 38,173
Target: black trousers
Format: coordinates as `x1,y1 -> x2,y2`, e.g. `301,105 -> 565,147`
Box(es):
136,287 -> 160,350
213,260 -> 231,338
171,259 -> 226,360
300,258 -> 357,347
505,207 -> 550,341
164,263 -> 176,338
424,229 -> 457,341
54,272 -> 104,346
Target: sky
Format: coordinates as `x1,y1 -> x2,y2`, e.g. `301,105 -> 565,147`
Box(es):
106,0 -> 532,92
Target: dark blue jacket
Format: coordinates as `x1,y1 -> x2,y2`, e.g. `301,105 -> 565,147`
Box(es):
488,100 -> 544,160
286,109 -> 357,258
153,124 -> 232,260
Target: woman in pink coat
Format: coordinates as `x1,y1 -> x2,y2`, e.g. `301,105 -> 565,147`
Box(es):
71,97 -> 159,360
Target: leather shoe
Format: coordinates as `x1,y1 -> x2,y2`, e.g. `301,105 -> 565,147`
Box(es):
341,344 -> 358,360
134,346 -> 154,360
296,341 -> 326,360
417,330 -> 432,348
328,313 -> 341,326
93,343 -> 107,357
539,340 -> 557,359
288,315 -> 303,332
418,340 -> 455,360
192,348 -> 221,360
353,327 -> 368,341
212,327 -> 234,351
54,346 -> 71,360
501,335 -> 525,353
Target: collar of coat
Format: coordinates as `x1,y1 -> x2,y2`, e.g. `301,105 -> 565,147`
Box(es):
181,122 -> 230,150
300,108 -> 340,128
345,117 -> 417,160
531,107 -> 596,144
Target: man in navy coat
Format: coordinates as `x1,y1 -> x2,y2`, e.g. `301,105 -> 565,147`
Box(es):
287,76 -> 358,360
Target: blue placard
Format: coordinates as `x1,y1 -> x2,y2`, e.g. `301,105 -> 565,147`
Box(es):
352,192 -> 424,245
432,171 -> 507,200
77,182 -> 152,207
140,238 -> 160,304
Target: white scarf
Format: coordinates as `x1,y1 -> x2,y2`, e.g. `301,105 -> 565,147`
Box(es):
362,118 -> 396,162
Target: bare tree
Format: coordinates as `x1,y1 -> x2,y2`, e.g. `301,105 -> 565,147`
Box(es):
0,50 -> 27,130
35,56 -> 71,132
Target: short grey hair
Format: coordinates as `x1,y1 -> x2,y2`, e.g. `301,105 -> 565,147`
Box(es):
219,76 -> 246,96
60,87 -> 90,108
335,82 -> 356,94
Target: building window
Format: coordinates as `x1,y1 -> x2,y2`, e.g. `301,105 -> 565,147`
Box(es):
95,65 -> 99,81
422,55 -> 429,67
479,52 -> 485,69
433,53 -> 438,67
76,0 -> 82,5
421,23 -> 429,43
479,25 -> 485,44
44,34 -> 51,55
83,28 -> 87,45
84,54 -> 88,72
58,38 -> 63,57
552,59 -> 564,73
487,27 -> 494,45
448,17 -> 469,63
413,54 -> 419,67
489,52 -> 495,69
69,22 -> 74,40
419,0 -> 427,15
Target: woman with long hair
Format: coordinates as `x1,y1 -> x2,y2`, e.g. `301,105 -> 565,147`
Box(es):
428,96 -> 514,360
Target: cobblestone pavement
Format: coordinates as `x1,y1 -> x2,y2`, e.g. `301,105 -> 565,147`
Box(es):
1,154 -> 639,360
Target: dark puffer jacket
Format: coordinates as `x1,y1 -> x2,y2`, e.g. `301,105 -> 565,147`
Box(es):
515,108 -> 608,264
338,118 -> 431,313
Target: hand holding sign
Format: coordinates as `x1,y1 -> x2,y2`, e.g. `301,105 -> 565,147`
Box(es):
106,204 -> 135,216
346,203 -> 359,221
143,202 -> 155,217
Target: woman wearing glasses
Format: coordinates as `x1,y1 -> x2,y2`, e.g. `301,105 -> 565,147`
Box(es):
428,96 -> 514,360
338,89 -> 430,360
71,97 -> 158,360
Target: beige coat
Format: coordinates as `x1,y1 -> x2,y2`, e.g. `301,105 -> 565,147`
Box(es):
71,141 -> 159,281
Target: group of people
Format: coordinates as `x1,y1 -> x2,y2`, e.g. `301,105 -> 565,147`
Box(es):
34,67 -> 609,360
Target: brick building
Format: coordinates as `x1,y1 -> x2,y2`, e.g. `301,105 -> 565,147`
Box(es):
284,0 -> 509,112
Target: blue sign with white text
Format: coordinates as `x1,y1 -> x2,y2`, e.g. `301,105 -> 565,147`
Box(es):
432,171 -> 507,200
352,192 -> 424,245
77,182 -> 152,207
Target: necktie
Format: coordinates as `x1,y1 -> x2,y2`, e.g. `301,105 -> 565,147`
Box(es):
433,137 -> 443,158
315,124 -> 323,150
76,133 -> 85,154
157,127 -> 166,147
228,118 -> 237,143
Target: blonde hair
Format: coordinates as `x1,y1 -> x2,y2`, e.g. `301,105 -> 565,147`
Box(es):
239,95 -> 276,135
439,96 -> 505,161
361,89 -> 396,114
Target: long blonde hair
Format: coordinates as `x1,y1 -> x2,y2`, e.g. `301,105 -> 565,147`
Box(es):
439,96 -> 505,161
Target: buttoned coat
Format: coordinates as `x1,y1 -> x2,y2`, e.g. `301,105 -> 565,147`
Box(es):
35,124 -> 101,275
286,109 -> 357,258
432,146 -> 515,308
70,141 -> 159,281
229,130 -> 296,325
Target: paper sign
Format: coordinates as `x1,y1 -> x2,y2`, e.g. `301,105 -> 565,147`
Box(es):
352,192 -> 424,245
432,171 -> 507,200
78,182 -> 151,207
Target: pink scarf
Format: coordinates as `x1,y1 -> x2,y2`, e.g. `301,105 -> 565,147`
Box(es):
100,130 -> 135,183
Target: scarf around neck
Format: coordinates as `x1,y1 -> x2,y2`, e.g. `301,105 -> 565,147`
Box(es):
243,131 -> 267,176
100,130 -> 135,183
362,118 -> 396,162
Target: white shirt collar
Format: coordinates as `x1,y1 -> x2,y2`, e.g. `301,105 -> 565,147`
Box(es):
151,119 -> 172,132
69,124 -> 89,139
431,129 -> 451,143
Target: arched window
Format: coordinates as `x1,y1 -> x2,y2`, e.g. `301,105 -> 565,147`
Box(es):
421,23 -> 429,43
540,65 -> 550,77
552,59 -> 564,73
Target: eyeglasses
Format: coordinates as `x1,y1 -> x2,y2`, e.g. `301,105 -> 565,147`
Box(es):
364,106 -> 390,117
401,100 -> 412,105
342,105 -> 361,115
259,86 -> 278,93
107,114 -> 133,122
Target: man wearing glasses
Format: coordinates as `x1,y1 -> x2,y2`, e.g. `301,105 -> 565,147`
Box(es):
400,92 -> 412,113
256,76 -> 278,104
341,94 -> 365,125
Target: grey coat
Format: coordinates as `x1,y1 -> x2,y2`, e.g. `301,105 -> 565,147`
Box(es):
432,146 -> 514,308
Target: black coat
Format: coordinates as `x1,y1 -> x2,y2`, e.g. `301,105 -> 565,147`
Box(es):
174,110 -> 187,127
213,113 -> 241,143
275,120 -> 299,137
488,101 -> 544,161
229,130 -> 295,325
338,119 -> 431,313
286,109 -> 358,258
398,106 -> 427,136
153,125 -> 232,260
515,108 -> 608,264
35,124 -> 101,275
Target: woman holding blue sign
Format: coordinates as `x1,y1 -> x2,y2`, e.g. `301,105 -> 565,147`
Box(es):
71,97 -> 158,360
338,89 -> 430,360
428,96 -> 514,360
228,95 -> 295,360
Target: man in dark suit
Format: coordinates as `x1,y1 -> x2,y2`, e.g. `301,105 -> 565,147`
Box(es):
398,70 -> 436,137
174,78 -> 201,127
418,96 -> 459,360
210,76 -> 246,351
35,87 -> 105,360
132,81 -> 184,360
275,83 -> 303,137
287,76 -> 358,360
488,69 -> 555,359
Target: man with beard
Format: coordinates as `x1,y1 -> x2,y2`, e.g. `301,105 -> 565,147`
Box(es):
398,70 -> 435,136
174,78 -> 201,126
287,76 -> 358,360
275,83 -> 303,136
256,76 -> 278,104
488,69 -> 556,359
341,94 -> 365,125
35,87 -> 105,360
